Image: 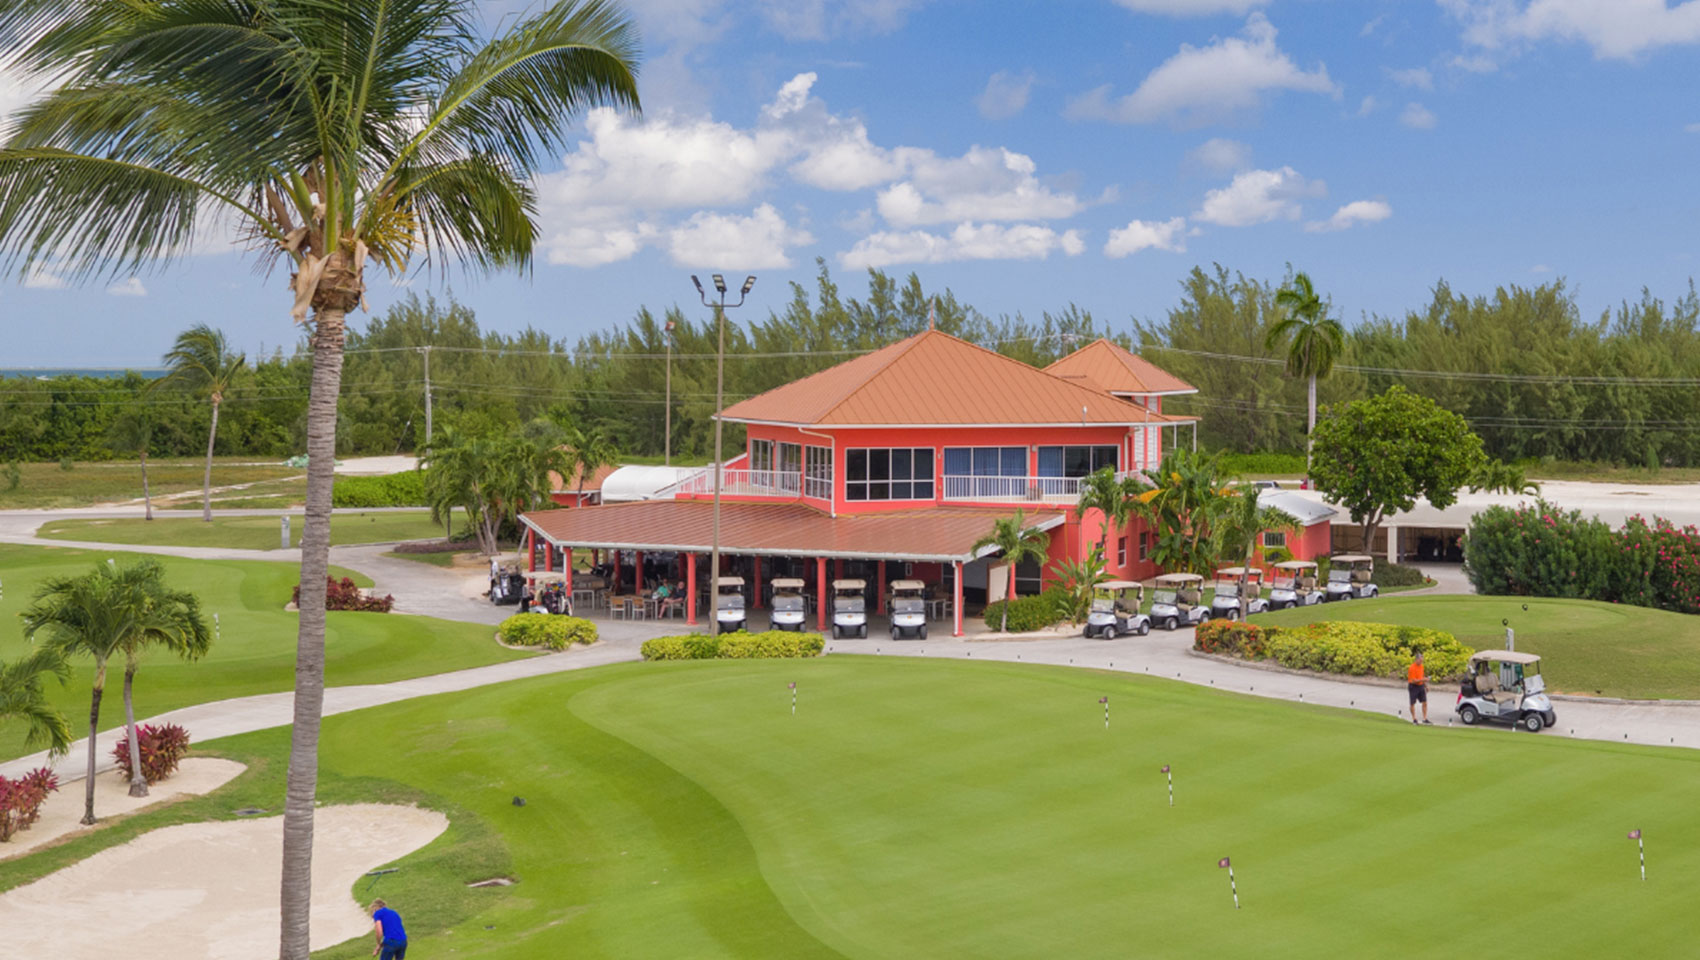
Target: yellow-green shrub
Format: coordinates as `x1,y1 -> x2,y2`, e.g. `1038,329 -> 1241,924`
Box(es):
1264,621 -> 1471,680
640,630 -> 824,660
498,613 -> 598,650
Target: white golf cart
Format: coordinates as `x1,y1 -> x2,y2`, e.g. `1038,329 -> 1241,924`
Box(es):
889,579 -> 928,640
1456,650 -> 1557,733
1085,581 -> 1150,639
768,578 -> 806,632
1210,567 -> 1270,620
831,579 -> 867,639
1325,555 -> 1378,602
1268,560 -> 1322,609
1151,573 -> 1208,631
714,576 -> 747,632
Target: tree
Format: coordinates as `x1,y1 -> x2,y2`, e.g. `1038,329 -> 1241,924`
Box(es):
1209,484 -> 1298,619
0,4 -> 639,954
110,560 -> 210,797
1075,466 -> 1142,558
1051,546 -> 1111,624
0,648 -> 73,758
564,424 -> 620,505
424,425 -> 572,555
156,325 -> 246,522
1267,271 -> 1345,469
1129,448 -> 1229,575
106,405 -> 157,521
971,510 -> 1052,633
1310,386 -> 1489,551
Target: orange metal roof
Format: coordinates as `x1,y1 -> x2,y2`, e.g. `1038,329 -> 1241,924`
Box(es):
520,499 -> 1065,562
718,329 -> 1159,427
549,461 -> 619,495
1045,338 -> 1198,396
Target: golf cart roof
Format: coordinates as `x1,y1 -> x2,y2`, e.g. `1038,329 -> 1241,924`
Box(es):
832,579 -> 866,590
1274,560 -> 1317,570
1468,650 -> 1543,665
1099,579 -> 1143,591
1332,554 -> 1374,563
1216,566 -> 1259,577
890,579 -> 925,591
770,578 -> 805,590
1155,573 -> 1203,584
715,576 -> 744,587
526,571 -> 567,583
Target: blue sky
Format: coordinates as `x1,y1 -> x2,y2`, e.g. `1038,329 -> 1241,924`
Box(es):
3,0 -> 1699,367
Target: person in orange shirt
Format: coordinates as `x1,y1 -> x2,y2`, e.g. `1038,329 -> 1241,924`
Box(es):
1407,652 -> 1430,724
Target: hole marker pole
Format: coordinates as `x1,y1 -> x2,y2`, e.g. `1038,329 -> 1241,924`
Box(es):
1100,695 -> 1109,730
789,681 -> 797,717
1161,764 -> 1173,807
1218,857 -> 1238,909
1629,829 -> 1645,880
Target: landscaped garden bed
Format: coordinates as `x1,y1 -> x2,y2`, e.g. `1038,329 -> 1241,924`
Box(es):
1194,619 -> 1472,680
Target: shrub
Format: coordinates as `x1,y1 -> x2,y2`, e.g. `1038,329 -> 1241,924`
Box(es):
1371,562 -> 1430,588
0,768 -> 59,842
1192,620 -> 1275,659
640,630 -> 824,661
292,576 -> 394,612
1464,501 -> 1619,600
982,588 -> 1071,633
1263,622 -> 1472,681
1620,514 -> 1700,615
497,613 -> 598,650
331,471 -> 428,508
110,723 -> 192,785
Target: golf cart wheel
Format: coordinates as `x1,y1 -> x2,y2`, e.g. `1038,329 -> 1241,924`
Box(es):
1164,616 -> 1178,631
1225,609 -> 1239,621
831,626 -> 841,640
1459,705 -> 1478,725
1137,621 -> 1150,636
1521,712 -> 1544,733
919,625 -> 928,640
858,625 -> 867,639
891,629 -> 899,641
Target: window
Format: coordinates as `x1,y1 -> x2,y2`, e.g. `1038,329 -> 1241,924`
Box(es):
1117,535 -> 1128,567
778,442 -> 801,475
749,438 -> 773,472
1262,531 -> 1287,549
846,447 -> 934,501
804,445 -> 832,500
1138,532 -> 1149,562
1037,445 -> 1119,478
942,446 -> 1027,498
1015,559 -> 1043,597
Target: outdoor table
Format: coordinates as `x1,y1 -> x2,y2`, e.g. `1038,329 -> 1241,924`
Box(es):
926,598 -> 949,621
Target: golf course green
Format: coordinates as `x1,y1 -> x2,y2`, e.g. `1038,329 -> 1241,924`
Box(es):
20,656 -> 1691,959
1252,595 -> 1700,700
35,510 -> 445,551
0,544 -> 529,761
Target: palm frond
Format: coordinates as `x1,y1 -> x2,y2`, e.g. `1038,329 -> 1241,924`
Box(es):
387,153 -> 535,273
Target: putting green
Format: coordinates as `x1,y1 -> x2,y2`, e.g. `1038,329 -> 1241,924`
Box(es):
35,510 -> 444,551
239,657 -> 1700,958
1252,595 -> 1700,700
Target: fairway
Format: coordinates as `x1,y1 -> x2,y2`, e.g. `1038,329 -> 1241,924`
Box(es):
36,510 -> 444,551
1252,595 -> 1700,700
0,460 -> 302,509
0,544 -> 528,761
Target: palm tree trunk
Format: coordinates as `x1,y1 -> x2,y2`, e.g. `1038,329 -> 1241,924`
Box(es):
279,308 -> 346,960
1306,373 -> 1317,473
1001,560 -> 1015,632
140,451 -> 152,521
201,399 -> 220,522
123,656 -> 147,798
82,660 -> 106,825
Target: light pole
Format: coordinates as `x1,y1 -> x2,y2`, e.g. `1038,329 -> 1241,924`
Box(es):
693,273 -> 755,635
664,318 -> 675,466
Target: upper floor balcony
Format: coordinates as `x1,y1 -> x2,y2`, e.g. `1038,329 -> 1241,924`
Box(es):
662,464 -> 1142,510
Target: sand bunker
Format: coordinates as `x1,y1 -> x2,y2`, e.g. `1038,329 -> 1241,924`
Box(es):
0,803 -> 448,960
1,757 -> 247,861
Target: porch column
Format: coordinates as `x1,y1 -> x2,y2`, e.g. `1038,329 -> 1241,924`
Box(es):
953,560 -> 964,638
613,549 -> 622,594
544,540 -> 554,572
753,556 -> 763,609
565,548 -> 574,595
686,553 -> 698,626
1386,525 -> 1400,565
877,560 -> 887,614
635,551 -> 644,596
526,529 -> 535,572
817,556 -> 828,632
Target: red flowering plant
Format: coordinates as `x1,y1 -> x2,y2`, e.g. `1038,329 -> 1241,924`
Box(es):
0,767 -> 60,842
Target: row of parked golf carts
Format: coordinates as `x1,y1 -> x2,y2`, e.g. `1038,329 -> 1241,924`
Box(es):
711,576 -> 932,640
1085,554 -> 1381,637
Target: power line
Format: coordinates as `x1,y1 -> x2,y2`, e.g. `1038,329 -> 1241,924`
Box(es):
1141,345 -> 1700,387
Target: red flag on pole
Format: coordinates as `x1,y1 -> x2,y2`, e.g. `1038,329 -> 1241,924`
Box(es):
1099,696 -> 1108,703
1628,829 -> 1641,839
1218,857 -> 1231,868
1161,765 -> 1171,773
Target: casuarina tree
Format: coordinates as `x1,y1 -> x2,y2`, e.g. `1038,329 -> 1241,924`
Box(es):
0,3 -> 640,955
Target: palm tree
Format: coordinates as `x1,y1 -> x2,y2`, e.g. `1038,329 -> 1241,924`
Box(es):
156,325 -> 245,521
1075,466 -> 1142,562
106,405 -> 157,521
109,560 -> 211,797
1210,484 -> 1298,620
1267,272 -> 1345,469
1130,448 -> 1227,575
0,4 -> 639,953
971,509 -> 1052,633
0,648 -> 73,759
1051,546 -> 1111,625
565,425 -> 620,506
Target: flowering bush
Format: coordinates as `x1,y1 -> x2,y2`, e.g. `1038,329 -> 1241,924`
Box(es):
110,723 -> 192,785
1465,502 -> 1700,615
292,576 -> 395,612
640,631 -> 825,660
1264,622 -> 1472,680
1193,620 -> 1275,659
0,767 -> 60,842
497,613 -> 597,650
1620,515 -> 1700,615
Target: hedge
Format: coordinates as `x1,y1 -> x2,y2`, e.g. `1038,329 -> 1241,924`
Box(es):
1371,562 -> 1430,588
331,471 -> 428,508
498,613 -> 598,650
640,630 -> 825,661
1195,620 -> 1472,681
982,588 -> 1072,633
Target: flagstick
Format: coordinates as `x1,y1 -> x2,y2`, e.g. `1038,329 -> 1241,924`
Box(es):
1638,836 -> 1646,881
1228,865 -> 1239,909
1100,696 -> 1109,730
1162,765 -> 1173,807
789,681 -> 796,717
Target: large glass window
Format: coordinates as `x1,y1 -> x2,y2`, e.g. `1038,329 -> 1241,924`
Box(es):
778,442 -> 801,474
942,446 -> 1028,498
846,447 -> 934,501
749,438 -> 774,472
1037,445 -> 1119,478
805,445 -> 833,500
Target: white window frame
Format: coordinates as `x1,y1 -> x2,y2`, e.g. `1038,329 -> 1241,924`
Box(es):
845,446 -> 935,502
1262,531 -> 1287,549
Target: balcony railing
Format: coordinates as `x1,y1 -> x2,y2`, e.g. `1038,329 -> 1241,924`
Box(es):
941,474 -> 1084,503
673,468 -> 804,499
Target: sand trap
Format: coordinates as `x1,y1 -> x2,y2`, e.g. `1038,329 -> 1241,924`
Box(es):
1,758 -> 247,861
0,803 -> 448,960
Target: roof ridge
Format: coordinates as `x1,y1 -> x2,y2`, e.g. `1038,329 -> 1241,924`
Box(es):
811,329 -> 940,422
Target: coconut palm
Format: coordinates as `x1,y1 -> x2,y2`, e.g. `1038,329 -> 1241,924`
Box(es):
156,325 -> 245,521
1210,484 -> 1298,620
1075,466 -> 1142,560
0,648 -> 73,759
0,3 -> 639,953
1266,271 -> 1345,468
971,510 -> 1052,633
105,405 -> 157,520
109,561 -> 210,797
564,424 -> 620,506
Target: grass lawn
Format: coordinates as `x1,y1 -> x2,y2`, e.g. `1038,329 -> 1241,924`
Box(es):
1252,595 -> 1700,700
0,544 -> 529,762
1521,460 -> 1700,484
10,656 -> 1696,959
0,459 -> 301,509
37,510 -> 444,551
385,549 -> 460,568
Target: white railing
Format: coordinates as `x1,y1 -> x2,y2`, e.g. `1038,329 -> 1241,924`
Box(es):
941,474 -> 1084,503
674,468 -> 804,498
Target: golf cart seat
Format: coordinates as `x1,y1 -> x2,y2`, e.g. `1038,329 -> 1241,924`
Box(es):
1351,569 -> 1372,584
1299,575 -> 1317,591
1178,588 -> 1201,606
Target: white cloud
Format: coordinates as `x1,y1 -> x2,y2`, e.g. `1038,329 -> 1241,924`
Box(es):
1357,95 -> 1379,116
1193,166 -> 1325,226
1361,15 -> 1387,36
1185,137 -> 1253,173
1105,217 -> 1189,256
106,277 -> 147,296
1448,53 -> 1499,72
665,204 -> 814,268
874,146 -> 1084,227
840,222 -> 1084,269
1441,0 -> 1700,60
1531,263 -> 1553,273
1400,102 -> 1438,129
1110,0 -> 1267,14
1305,199 -> 1392,232
976,69 -> 1035,120
1066,14 -> 1338,125
1387,66 -> 1434,89
22,266 -> 67,289
1685,122 -> 1700,133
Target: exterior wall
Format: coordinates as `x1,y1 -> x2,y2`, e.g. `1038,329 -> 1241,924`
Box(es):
1250,519 -> 1332,572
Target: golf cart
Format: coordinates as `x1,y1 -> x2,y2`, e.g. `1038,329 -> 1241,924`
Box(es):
1456,650 -> 1557,732
1210,567 -> 1270,620
1151,573 -> 1208,631
1325,554 -> 1378,602
768,578 -> 806,632
889,579 -> 928,640
831,579 -> 867,639
1085,581 -> 1150,639
1268,560 -> 1322,609
714,576 -> 747,632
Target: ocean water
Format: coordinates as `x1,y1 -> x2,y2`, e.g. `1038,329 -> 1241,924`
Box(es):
0,368 -> 166,380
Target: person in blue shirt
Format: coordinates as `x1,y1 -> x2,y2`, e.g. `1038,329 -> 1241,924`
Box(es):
369,899 -> 408,959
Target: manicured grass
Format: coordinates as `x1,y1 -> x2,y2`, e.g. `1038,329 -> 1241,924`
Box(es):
1520,459 -> 1700,484
37,510 -> 444,550
0,459 -> 301,508
22,656 -> 1691,958
0,544 -> 529,761
1252,595 -> 1700,700
385,549 -> 461,568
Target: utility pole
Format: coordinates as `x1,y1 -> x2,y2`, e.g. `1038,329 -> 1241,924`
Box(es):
418,345 -> 433,455
664,319 -> 675,466
693,274 -> 755,635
